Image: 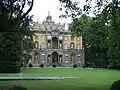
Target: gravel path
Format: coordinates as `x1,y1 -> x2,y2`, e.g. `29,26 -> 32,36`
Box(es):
0,76 -> 76,80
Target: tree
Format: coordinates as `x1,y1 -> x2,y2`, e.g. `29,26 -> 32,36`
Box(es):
0,0 -> 34,73
68,0 -> 120,68
102,0 -> 120,66
69,15 -> 109,68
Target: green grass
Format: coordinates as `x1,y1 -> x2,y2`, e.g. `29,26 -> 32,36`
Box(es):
0,68 -> 120,90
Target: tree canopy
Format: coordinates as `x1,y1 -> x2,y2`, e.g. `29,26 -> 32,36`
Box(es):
0,0 -> 34,73
68,0 -> 120,68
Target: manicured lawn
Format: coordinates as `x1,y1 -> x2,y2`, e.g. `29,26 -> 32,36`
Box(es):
0,68 -> 120,90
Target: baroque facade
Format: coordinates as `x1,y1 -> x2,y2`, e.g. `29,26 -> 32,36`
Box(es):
31,13 -> 85,67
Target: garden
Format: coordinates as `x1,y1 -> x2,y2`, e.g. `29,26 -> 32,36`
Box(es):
0,68 -> 120,90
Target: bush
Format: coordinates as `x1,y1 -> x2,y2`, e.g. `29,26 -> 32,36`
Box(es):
28,63 -> 32,68
110,80 -> 120,90
40,63 -> 44,68
0,61 -> 21,73
82,64 -> 87,68
52,64 -> 56,68
8,86 -> 27,90
73,64 -> 77,68
108,65 -> 120,70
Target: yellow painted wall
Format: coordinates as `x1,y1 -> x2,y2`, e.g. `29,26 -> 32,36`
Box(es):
33,32 -> 47,48
63,34 -> 82,49
32,19 -> 82,49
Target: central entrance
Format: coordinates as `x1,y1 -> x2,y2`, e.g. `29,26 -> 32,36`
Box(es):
52,52 -> 58,64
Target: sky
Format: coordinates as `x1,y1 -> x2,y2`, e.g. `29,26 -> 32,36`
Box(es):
29,0 -> 87,24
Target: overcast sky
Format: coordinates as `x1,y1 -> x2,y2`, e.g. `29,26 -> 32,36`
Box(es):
29,0 -> 87,24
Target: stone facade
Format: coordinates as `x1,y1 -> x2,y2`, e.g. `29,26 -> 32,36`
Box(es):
31,12 -> 85,67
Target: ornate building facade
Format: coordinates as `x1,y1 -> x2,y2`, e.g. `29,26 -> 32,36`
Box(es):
31,13 -> 85,67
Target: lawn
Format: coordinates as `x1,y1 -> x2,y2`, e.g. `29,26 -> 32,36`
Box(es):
0,68 -> 120,90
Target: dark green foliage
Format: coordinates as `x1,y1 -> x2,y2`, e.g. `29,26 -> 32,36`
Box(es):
73,64 -> 77,68
28,64 -> 32,68
8,86 -> 27,90
39,63 -> 44,68
0,62 -> 21,73
108,65 -> 120,70
52,64 -> 56,68
59,0 -> 82,19
82,64 -> 87,68
0,0 -> 34,72
67,0 -> 120,69
110,80 -> 120,90
69,15 -> 108,68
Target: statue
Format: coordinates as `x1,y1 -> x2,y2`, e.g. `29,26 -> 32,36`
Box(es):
59,43 -> 62,48
48,43 -> 51,48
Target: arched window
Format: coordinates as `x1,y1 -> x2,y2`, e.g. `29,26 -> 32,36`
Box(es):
34,51 -> 40,64
35,41 -> 39,48
70,42 -> 74,49
71,52 -> 76,64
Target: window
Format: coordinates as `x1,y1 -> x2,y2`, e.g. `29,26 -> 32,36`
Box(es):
35,41 -> 39,48
71,36 -> 74,41
47,35 -> 51,39
77,37 -> 80,41
50,26 -> 53,30
59,40 -> 63,49
35,35 -> 38,39
77,44 -> 80,49
41,54 -> 45,62
41,44 -> 45,49
70,43 -> 74,49
47,40 -> 51,48
64,36 -> 68,40
41,35 -> 45,40
64,44 -> 68,49
59,36 -> 63,40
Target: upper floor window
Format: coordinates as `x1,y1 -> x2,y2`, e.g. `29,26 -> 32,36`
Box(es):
64,44 -> 68,49
35,41 -> 39,48
59,36 -> 63,40
41,35 -> 45,40
70,42 -> 74,49
35,35 -> 38,39
50,26 -> 53,30
47,40 -> 51,48
59,40 -> 63,49
47,35 -> 51,40
64,36 -> 68,40
77,44 -> 80,49
41,44 -> 45,49
77,37 -> 80,41
71,36 -> 74,41
44,26 -> 47,30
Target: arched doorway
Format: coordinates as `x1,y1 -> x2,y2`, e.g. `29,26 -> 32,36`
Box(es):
52,37 -> 58,49
52,52 -> 58,64
34,51 -> 40,64
71,52 -> 76,64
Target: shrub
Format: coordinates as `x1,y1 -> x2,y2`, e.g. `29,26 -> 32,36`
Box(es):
8,86 -> 27,90
110,80 -> 120,90
52,64 -> 56,68
73,64 -> 77,68
83,64 -> 87,68
108,65 -> 120,70
40,63 -> 44,68
28,63 -> 32,68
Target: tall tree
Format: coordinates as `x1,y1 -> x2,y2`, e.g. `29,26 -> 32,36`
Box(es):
69,15 -> 109,68
68,0 -> 120,68
0,0 -> 34,73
